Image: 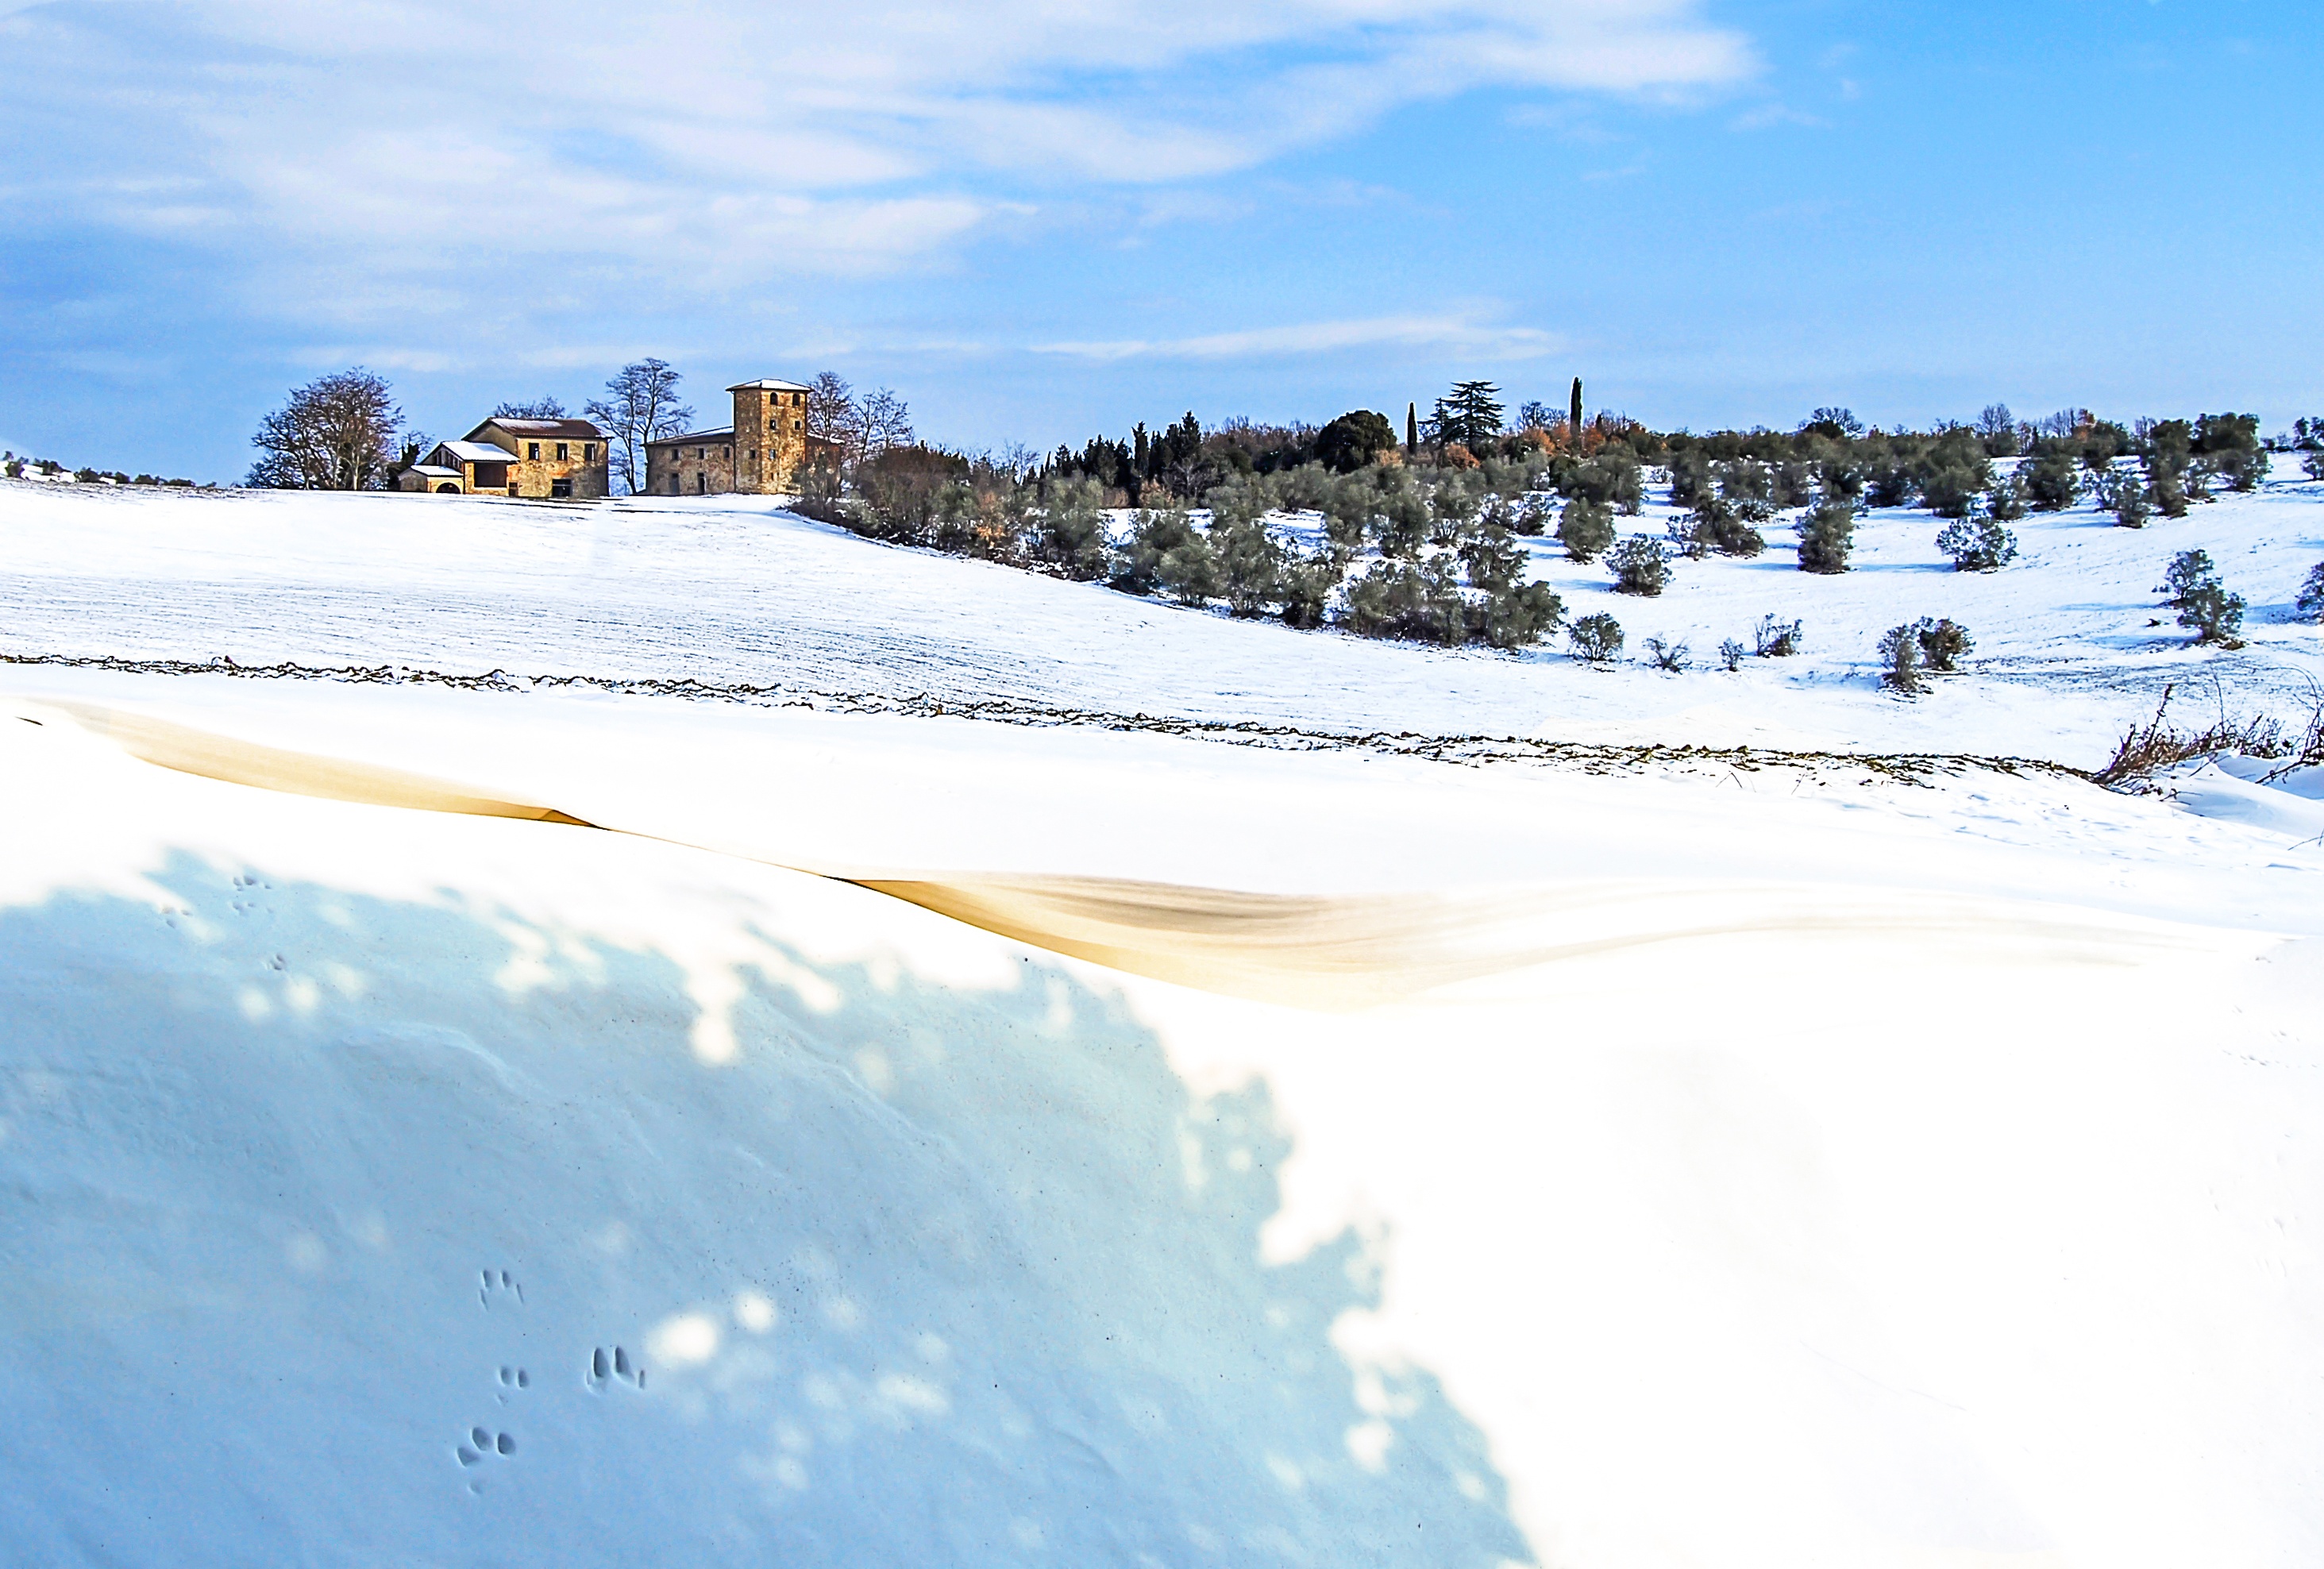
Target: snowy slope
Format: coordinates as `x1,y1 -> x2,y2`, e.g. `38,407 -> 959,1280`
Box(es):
3,465 -> 2321,764
2,476 -> 2323,1568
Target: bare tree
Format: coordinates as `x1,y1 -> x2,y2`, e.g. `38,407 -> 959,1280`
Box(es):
247,368 -> 402,489
856,387 -> 913,463
1975,403 -> 2021,457
491,396 -> 567,418
584,359 -> 693,495
804,371 -> 861,454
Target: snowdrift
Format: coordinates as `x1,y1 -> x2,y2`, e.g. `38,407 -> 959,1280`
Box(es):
2,683 -> 2320,1568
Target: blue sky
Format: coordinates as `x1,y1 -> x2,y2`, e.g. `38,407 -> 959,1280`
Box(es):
2,0 -> 2317,480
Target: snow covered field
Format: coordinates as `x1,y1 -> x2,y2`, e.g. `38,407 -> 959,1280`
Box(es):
3,461 -> 2322,762
2,477 -> 2322,1567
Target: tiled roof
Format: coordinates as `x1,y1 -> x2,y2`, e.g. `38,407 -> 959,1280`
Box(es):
647,426 -> 735,446
469,418 -> 604,439
726,379 -> 810,393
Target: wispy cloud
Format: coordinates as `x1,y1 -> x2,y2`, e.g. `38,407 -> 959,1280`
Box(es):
0,0 -> 1756,312
1034,314 -> 1563,362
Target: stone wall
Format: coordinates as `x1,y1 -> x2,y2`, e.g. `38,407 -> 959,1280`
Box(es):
728,387 -> 810,494
648,438 -> 735,496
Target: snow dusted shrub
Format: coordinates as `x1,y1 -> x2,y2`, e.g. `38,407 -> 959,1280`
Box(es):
2159,549 -> 2219,611
1340,557 -> 1466,644
2157,549 -> 2247,643
1607,536 -> 1671,596
1557,496 -> 1615,561
1512,491 -> 1554,538
2179,583 -> 2247,646
1035,477 -> 1112,580
1717,459 -> 1775,514
1278,550 -> 1339,630
1567,613 -> 1624,664
1212,516 -> 1285,618
2093,467 -> 2151,528
2295,561 -> 2324,623
1914,617 -> 1973,672
2146,455 -> 2191,519
1877,623 -> 1928,695
1472,578 -> 1564,649
1320,476 -> 1374,560
1666,449 -> 1712,510
1936,509 -> 2018,572
1567,452 -> 1644,515
1752,615 -> 1804,657
1275,462 -> 1334,514
1666,512 -> 1713,561
1795,496 -> 1856,573
1110,507 -> 1204,599
1372,478 -> 1432,559
1704,499 -> 1765,558
2214,445 -> 2268,492
1987,472 -> 2029,522
1718,638 -> 1747,672
2303,451 -> 2324,482
2022,445 -> 2080,511
1917,462 -> 1985,520
1641,637 -> 1690,673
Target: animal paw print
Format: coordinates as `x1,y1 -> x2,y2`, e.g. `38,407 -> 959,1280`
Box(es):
588,1345 -> 646,1391
457,1424 -> 517,1467
495,1365 -> 530,1403
478,1268 -> 525,1309
229,872 -> 272,915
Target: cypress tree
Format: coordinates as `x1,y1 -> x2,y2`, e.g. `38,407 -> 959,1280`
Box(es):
1569,377 -> 1582,438
1406,403 -> 1418,452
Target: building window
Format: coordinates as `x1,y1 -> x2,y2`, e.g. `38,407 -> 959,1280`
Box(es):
527,442 -> 541,460
583,443 -> 595,461
555,442 -> 568,461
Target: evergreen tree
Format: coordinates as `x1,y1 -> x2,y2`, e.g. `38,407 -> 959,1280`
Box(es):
1796,496 -> 1856,573
1433,381 -> 1505,449
1313,411 -> 1397,473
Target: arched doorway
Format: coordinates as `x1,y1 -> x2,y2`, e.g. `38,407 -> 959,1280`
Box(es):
435,483 -> 461,494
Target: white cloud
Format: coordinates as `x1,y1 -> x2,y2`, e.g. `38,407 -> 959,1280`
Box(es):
1034,313 -> 1563,362
2,0 -> 1754,304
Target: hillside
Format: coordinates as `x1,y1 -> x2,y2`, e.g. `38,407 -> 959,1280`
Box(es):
1,473 -> 2321,1568
2,462 -> 2321,763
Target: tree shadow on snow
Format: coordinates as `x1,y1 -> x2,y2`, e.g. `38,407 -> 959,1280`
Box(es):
0,850 -> 1532,1568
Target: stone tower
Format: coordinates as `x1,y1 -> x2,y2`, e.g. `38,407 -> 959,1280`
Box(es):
726,379 -> 811,494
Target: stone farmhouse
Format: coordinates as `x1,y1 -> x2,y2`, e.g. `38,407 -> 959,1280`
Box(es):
646,380 -> 842,496
400,417 -> 610,499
